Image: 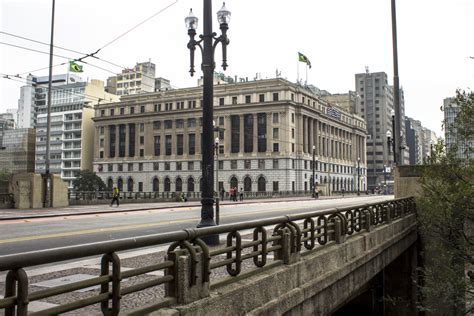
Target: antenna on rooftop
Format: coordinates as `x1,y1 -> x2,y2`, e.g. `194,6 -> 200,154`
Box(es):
365,66 -> 369,74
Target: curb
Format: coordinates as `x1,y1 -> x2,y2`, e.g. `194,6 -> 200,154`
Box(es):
0,196 -> 350,221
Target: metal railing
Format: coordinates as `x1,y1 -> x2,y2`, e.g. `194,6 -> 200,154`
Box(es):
0,197 -> 415,315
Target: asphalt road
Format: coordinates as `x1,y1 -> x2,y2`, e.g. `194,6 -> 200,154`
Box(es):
0,196 -> 392,256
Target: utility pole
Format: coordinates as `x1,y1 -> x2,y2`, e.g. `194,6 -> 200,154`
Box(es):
391,0 -> 403,165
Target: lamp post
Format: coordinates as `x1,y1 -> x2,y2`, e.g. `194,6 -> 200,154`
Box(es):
357,157 -> 361,196
383,164 -> 387,194
215,136 -> 220,225
391,0 -> 403,166
312,145 -> 316,198
186,2 -> 230,245
390,109 -> 397,164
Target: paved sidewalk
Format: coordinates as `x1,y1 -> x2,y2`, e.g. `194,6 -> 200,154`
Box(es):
0,195 -> 354,220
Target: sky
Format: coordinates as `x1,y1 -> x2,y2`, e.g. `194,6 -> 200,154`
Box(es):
1,0 -> 473,137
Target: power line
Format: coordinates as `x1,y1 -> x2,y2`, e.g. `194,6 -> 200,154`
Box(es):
0,41 -> 74,60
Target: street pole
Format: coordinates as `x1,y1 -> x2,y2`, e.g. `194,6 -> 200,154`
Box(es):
357,157 -> 361,196
312,145 -> 315,198
186,2 -> 230,245
44,0 -> 56,208
215,137 -> 219,225
391,110 -> 397,164
391,0 -> 403,165
384,164 -> 387,194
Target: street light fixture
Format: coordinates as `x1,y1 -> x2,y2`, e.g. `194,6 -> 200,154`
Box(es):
357,157 -> 361,196
186,1 -> 230,245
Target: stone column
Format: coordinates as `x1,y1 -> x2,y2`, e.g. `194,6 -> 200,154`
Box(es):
302,115 -> 307,154
308,117 -> 313,153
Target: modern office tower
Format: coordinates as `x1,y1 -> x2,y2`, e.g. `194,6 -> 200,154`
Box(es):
355,70 -> 408,190
0,128 -> 36,174
34,79 -> 118,187
444,97 -> 472,159
93,78 -> 368,194
105,61 -> 156,96
405,117 -> 423,165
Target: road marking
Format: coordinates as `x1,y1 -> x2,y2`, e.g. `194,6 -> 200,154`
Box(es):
0,197 -> 391,245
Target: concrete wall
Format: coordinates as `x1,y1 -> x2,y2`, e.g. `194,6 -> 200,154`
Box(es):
11,173 -> 43,209
394,165 -> 424,198
154,214 -> 417,315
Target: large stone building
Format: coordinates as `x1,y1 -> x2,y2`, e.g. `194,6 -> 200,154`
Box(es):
93,78 -> 367,194
105,61 -> 156,96
355,70 -> 409,190
34,79 -> 118,187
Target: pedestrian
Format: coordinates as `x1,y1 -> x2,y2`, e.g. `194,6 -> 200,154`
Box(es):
110,186 -> 120,207
342,188 -> 345,197
220,188 -> 225,201
229,187 -> 233,201
239,187 -> 244,201
233,187 -> 237,202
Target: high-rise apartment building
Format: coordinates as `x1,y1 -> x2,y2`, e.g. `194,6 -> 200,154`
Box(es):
93,78 -> 368,194
405,117 -> 423,165
355,70 -> 408,189
17,74 -> 82,129
105,61 -> 156,96
34,79 -> 118,187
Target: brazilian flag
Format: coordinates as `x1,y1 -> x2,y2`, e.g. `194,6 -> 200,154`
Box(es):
69,61 -> 84,73
298,52 -> 312,68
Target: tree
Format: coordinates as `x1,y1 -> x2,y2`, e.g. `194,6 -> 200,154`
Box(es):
417,90 -> 474,315
72,171 -> 107,191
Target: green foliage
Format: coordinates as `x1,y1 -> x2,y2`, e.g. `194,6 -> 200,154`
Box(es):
0,169 -> 10,182
417,90 -> 474,314
72,170 -> 107,192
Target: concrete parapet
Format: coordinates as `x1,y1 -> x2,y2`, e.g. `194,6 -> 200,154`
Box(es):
394,165 -> 424,199
50,174 -> 68,208
11,173 -> 43,209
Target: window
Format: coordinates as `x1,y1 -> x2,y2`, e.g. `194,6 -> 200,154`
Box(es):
188,134 -> 195,155
100,126 -> 104,135
291,113 -> 295,123
120,108 -> 124,115
154,136 -> 160,156
231,115 -> 240,153
232,96 -> 238,104
258,159 -> 265,169
273,143 -> 279,152
140,149 -> 144,157
187,177 -> 195,192
219,117 -> 224,125
231,160 -> 237,169
244,177 -> 252,191
130,107 -> 135,114
258,176 -> 266,192
164,177 -> 171,192
108,164 -> 113,172
244,114 -> 253,153
273,113 -> 279,124
188,118 -> 196,127
100,151 -> 104,158
128,124 -> 135,157
118,164 -> 123,172
128,163 -> 133,172
292,143 -> 295,152
272,93 -> 279,101
138,163 -> 143,171
153,121 -> 161,130
188,161 -> 194,170
218,160 -> 224,170
140,136 -> 144,145
101,110 -> 105,117
273,181 -> 279,192
292,128 -> 295,139
154,103 -> 161,112
176,162 -> 182,171
257,113 -> 267,152
165,135 -> 172,155
273,159 -> 279,169
259,94 -> 265,102
219,97 -> 224,106
100,139 -> 104,147
153,162 -> 159,171
140,123 -> 144,132
244,159 -> 251,169
164,162 -> 170,171
245,95 -> 251,104
177,134 -> 184,155
165,120 -> 172,129
219,145 -> 224,154
176,119 -> 184,128
110,109 -> 114,116
140,105 -> 145,113
273,128 -> 279,139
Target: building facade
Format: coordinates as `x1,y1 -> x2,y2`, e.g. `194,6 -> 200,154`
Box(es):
405,117 -> 423,165
444,97 -> 472,159
105,61 -> 156,96
93,78 -> 367,194
0,128 -> 36,173
355,71 -> 408,189
34,79 -> 118,187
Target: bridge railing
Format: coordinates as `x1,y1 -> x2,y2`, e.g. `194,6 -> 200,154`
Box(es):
0,197 -> 415,315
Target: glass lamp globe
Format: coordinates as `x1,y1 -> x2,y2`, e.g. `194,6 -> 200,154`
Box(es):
217,3 -> 231,24
185,9 -> 198,30
386,130 -> 392,138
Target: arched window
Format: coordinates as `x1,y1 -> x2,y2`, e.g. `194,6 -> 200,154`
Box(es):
117,178 -> 123,191
164,177 -> 171,192
257,176 -> 266,192
244,176 -> 252,192
187,177 -> 195,192
230,176 -> 238,189
107,178 -> 113,190
127,178 -> 134,192
175,177 -> 183,192
152,177 -> 159,192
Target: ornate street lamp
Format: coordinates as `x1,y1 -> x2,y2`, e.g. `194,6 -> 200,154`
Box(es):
186,2 -> 230,245
357,157 -> 361,196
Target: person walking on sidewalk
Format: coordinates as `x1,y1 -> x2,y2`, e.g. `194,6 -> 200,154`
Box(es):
110,187 -> 120,207
239,187 -> 244,201
220,188 -> 225,201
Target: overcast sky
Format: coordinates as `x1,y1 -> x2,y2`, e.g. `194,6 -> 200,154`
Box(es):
1,0 -> 473,137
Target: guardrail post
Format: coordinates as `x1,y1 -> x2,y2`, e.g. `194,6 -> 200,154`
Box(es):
165,249 -> 209,304
365,210 -> 372,232
334,218 -> 346,244
386,205 -> 392,224
5,268 -> 28,316
274,228 -> 293,264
